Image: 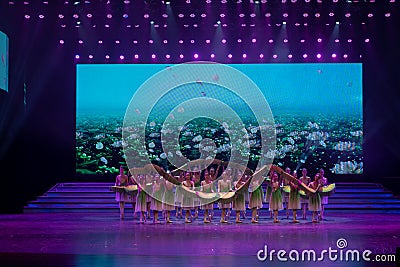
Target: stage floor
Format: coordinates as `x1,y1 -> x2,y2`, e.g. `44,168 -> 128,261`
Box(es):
0,211 -> 399,267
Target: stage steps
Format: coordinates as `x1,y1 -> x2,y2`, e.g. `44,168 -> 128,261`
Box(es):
24,182 -> 400,213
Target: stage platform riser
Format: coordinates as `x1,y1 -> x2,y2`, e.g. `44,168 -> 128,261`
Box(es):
24,182 -> 400,213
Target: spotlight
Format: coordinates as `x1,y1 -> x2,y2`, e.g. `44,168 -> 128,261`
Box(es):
259,53 -> 264,58
303,54 -> 308,58
194,53 -> 199,59
217,20 -> 221,25
151,54 -> 156,59
316,53 -> 322,59
134,54 -> 139,59
120,55 -> 124,60
179,54 -> 184,59
228,54 -> 232,58
150,20 -> 154,25
211,53 -> 215,59
242,54 -> 247,58
331,53 -> 337,58
75,55 -> 80,59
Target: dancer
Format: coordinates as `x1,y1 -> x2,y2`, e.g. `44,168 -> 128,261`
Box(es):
114,166 -> 132,220
265,170 -> 273,219
209,163 -> 221,219
308,173 -> 322,223
218,172 -> 232,223
145,174 -> 153,220
174,172 -> 184,219
150,174 -> 163,224
200,170 -> 214,223
282,167 -> 291,219
163,178 -> 175,223
269,172 -> 283,223
299,168 -> 311,220
249,177 -> 263,223
288,171 -> 301,223
135,175 -> 148,223
192,168 -> 201,219
232,175 -> 246,223
182,172 -> 195,223
319,168 -> 328,221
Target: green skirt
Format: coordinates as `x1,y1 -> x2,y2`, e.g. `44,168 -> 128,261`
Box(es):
269,189 -> 283,211
288,188 -> 301,210
308,193 -> 321,212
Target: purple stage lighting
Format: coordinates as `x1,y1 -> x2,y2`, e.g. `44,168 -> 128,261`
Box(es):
210,53 -> 215,59
222,39 -> 227,44
194,53 -> 199,59
105,55 -> 110,59
120,55 -> 124,60
166,54 -> 171,59
252,38 -> 256,43
317,53 -> 322,59
332,53 -> 337,58
75,55 -> 80,59
288,54 -> 293,59
259,54 -> 264,59
59,40 -> 64,44
134,54 -> 139,59
151,54 -> 156,59
25,14 -> 30,19
365,38 -> 370,43
179,54 -> 184,59
242,54 -> 247,59
303,54 -> 308,58
343,54 -> 348,59
89,55 -> 93,59
228,54 -> 232,59
206,39 -> 211,44
273,54 -> 278,59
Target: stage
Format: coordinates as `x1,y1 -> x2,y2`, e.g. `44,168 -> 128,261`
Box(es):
0,211 -> 399,267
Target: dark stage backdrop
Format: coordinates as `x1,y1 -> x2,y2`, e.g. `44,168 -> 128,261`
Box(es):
0,2 -> 399,213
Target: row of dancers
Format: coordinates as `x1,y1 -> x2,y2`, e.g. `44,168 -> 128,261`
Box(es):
115,164 -> 329,224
